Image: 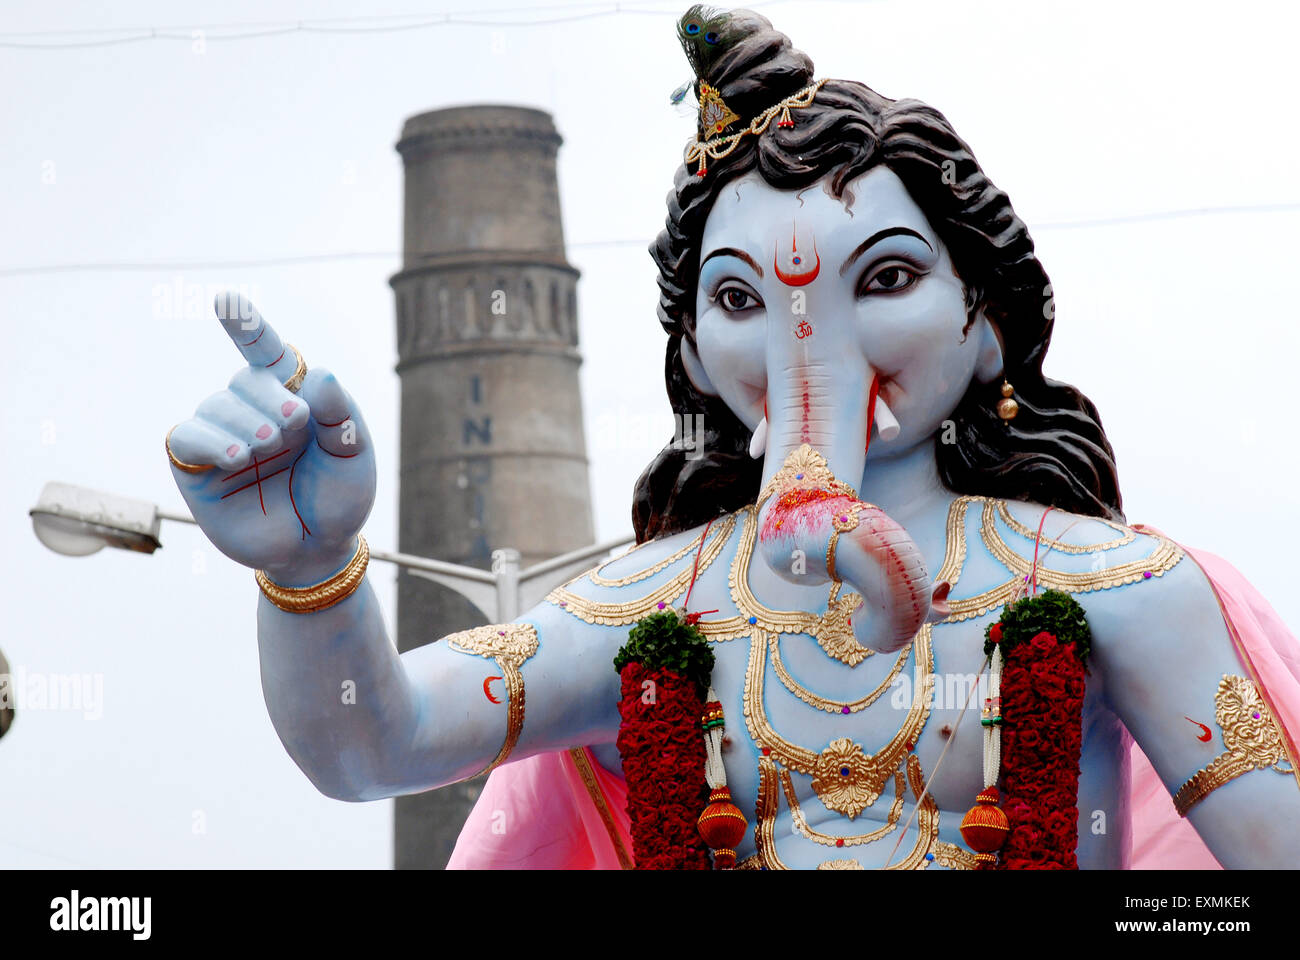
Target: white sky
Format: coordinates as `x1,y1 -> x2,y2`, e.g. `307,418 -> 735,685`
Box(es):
2,0 -> 1297,867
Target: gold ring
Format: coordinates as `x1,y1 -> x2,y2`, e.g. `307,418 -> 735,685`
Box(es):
282,343 -> 308,394
166,426 -> 215,474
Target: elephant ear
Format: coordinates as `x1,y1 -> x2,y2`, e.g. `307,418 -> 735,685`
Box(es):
677,5 -> 742,81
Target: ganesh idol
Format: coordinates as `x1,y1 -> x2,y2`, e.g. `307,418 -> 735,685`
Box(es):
164,6 -> 1300,869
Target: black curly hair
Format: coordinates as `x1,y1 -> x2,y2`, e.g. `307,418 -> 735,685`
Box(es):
631,5 -> 1123,542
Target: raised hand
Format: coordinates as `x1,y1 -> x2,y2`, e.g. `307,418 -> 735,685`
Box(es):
166,293 -> 376,585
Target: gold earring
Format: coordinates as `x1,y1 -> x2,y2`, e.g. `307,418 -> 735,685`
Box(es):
996,380 -> 1019,421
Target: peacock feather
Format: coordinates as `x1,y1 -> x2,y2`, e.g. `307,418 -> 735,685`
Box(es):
677,5 -> 738,81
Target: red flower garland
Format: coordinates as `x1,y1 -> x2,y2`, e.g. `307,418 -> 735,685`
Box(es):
995,631 -> 1086,870
616,661 -> 712,870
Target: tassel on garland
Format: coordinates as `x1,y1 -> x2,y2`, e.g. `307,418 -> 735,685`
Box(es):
696,689 -> 748,868
960,643 -> 1008,869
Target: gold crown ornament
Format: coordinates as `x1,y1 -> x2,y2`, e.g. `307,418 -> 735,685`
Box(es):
684,78 -> 828,177
697,82 -> 740,136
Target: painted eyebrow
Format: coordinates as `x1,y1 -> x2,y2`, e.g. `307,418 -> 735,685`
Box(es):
838,227 -> 934,277
700,247 -> 764,279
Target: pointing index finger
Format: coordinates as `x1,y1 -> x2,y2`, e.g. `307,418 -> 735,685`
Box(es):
214,291 -> 288,370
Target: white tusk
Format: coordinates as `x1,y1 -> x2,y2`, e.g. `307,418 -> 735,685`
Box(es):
874,394 -> 901,442
749,416 -> 768,459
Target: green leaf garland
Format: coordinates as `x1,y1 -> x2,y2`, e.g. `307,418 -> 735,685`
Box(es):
614,610 -> 716,699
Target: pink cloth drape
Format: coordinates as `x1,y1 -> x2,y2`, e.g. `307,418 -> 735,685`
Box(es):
446,747 -> 633,869
448,540 -> 1300,870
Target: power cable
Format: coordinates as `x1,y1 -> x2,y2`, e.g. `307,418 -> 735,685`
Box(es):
2,202 -> 1297,279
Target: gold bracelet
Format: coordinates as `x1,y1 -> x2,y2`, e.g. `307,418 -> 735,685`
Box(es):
1173,674 -> 1291,817
281,343 -> 308,393
255,536 -> 369,614
165,426 -> 215,474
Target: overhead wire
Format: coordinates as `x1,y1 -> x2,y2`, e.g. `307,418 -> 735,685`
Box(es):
2,203 -> 1297,279
0,0 -> 791,49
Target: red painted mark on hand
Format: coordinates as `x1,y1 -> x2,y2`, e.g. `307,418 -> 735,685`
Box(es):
316,437 -> 359,459
221,447 -> 289,482
484,677 -> 504,704
219,448 -> 293,515
289,447 -> 312,540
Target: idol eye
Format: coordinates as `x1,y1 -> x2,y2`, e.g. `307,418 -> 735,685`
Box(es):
861,264 -> 920,295
716,284 -> 763,314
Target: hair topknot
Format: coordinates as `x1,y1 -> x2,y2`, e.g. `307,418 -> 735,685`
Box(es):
677,5 -> 813,139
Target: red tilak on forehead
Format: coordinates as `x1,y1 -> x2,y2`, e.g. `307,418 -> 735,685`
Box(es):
773,222 -> 820,286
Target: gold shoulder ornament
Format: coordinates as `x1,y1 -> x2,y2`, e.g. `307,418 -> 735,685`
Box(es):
1173,674 -> 1293,817
444,622 -> 540,777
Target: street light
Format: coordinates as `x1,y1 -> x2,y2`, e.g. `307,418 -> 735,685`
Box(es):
30,481 -> 634,621
29,482 -> 171,556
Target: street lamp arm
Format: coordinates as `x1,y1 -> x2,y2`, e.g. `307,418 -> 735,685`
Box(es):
367,548 -> 497,583
517,536 -> 636,584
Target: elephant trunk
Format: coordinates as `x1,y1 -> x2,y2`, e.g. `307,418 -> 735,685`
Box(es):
753,309 -> 932,653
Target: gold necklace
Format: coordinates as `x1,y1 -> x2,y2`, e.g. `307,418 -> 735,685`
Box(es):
767,627 -> 909,714
979,500 -> 1183,595
736,497 -> 973,817
588,526 -> 710,586
781,764 -> 905,846
546,513 -> 738,625
744,622 -> 936,817
753,753 -> 943,869
813,582 -> 873,666
995,500 -> 1135,554
735,496 -> 979,868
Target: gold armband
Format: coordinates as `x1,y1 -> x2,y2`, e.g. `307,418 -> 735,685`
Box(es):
444,623 -> 540,776
1173,674 -> 1292,817
255,536 -> 369,614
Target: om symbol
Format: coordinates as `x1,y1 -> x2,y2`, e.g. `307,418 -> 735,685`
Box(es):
795,319 -> 814,339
